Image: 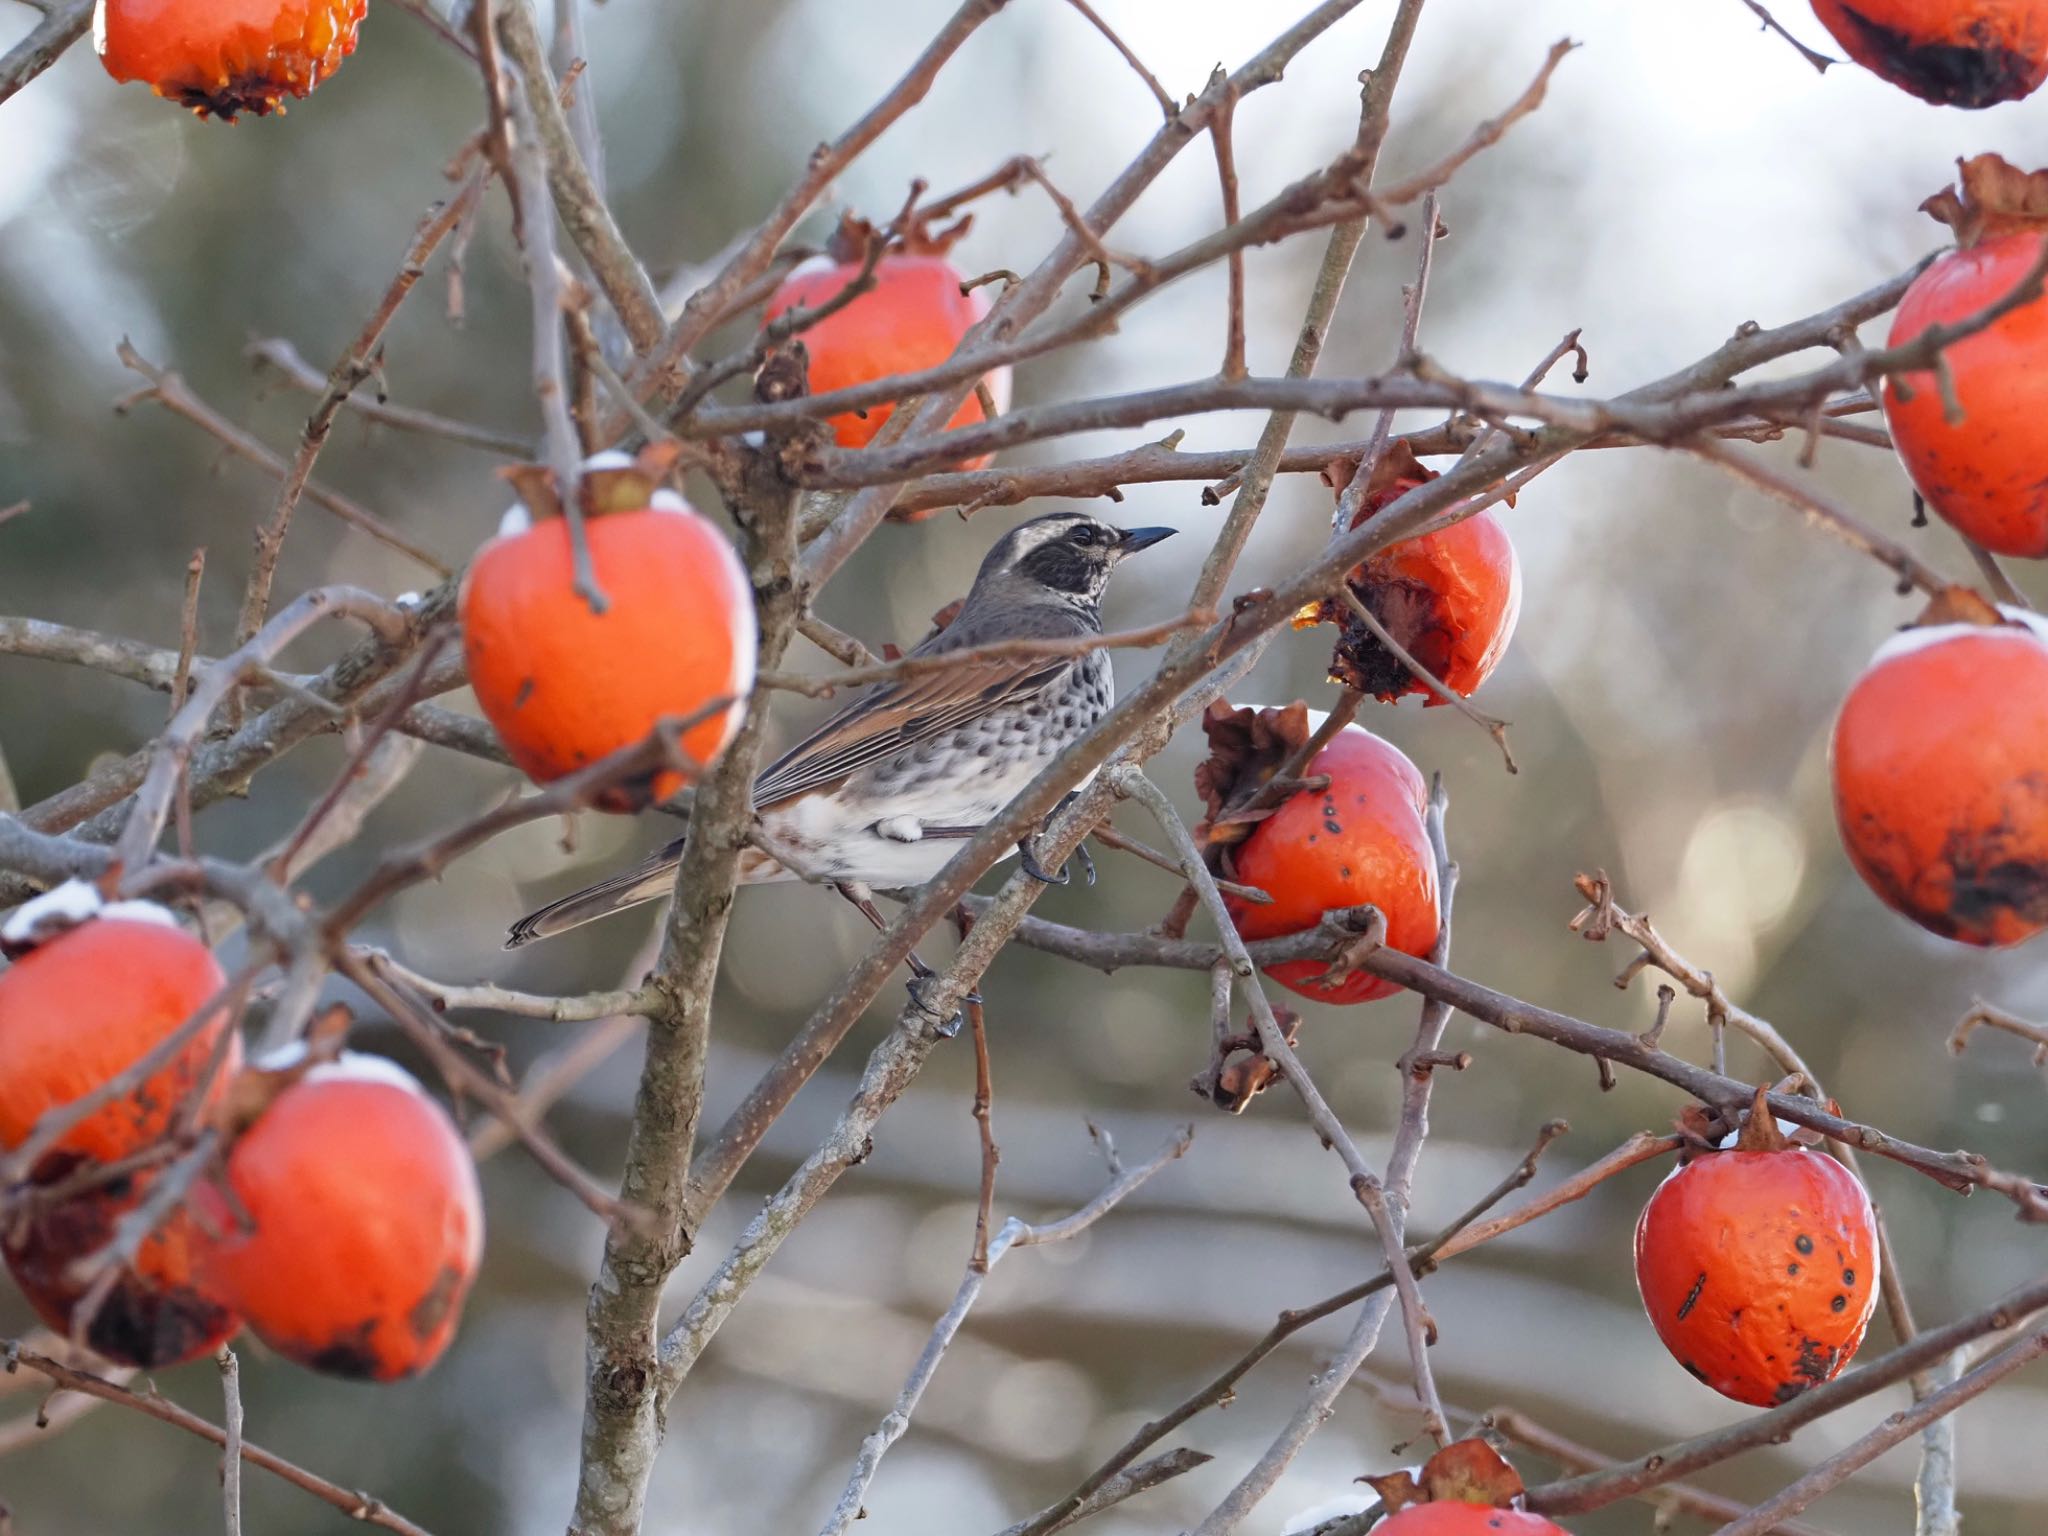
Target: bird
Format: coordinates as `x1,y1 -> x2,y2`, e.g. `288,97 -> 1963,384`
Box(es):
504,510 -> 1177,951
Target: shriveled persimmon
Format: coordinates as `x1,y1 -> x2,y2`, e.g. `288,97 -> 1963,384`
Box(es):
1811,0 -> 2048,107
1296,444 -> 1522,703
1635,1099 -> 1878,1407
1198,704 -> 1439,1005
1831,591 -> 2048,946
95,0 -> 369,120
0,894 -> 234,1172
195,1054 -> 483,1381
1884,156 -> 2048,557
763,212 -> 1010,499
462,449 -> 757,812
1364,1439 -> 1566,1535
4,1165 -> 240,1369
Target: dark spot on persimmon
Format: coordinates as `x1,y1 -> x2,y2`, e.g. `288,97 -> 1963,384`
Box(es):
1825,5 -> 2041,107
1831,1294 -> 1848,1313
1676,1271 -> 1707,1320
408,1265 -> 463,1340
1842,1267 -> 1855,1286
1787,1262 -> 1800,1275
513,676 -> 536,710
305,1320 -> 384,1381
1795,1234 -> 1814,1255
1682,1359 -> 1708,1384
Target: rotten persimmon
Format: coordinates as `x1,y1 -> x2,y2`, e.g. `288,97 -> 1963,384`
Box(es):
1198,703 -> 1439,1005
195,1053 -> 484,1381
94,0 -> 369,120
1295,444 -> 1521,704
4,1172 -> 240,1369
1810,0 -> 2048,108
0,893 -> 235,1171
461,449 -> 757,812
762,212 -> 1011,496
1634,1100 -> 1878,1407
1884,155 -> 2048,557
1831,591 -> 2048,946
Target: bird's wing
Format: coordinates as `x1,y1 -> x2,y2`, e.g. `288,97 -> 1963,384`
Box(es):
752,654 -> 1078,811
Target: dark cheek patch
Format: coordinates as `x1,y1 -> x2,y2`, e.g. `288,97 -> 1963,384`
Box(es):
1017,543 -> 1100,594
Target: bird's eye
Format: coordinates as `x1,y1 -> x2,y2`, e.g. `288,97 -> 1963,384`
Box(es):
1067,525 -> 1097,547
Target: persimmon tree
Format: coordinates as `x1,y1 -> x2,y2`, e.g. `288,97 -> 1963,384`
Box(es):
1,3 -> 2047,1535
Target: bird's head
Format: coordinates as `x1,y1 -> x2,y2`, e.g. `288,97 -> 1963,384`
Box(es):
973,511 -> 1176,613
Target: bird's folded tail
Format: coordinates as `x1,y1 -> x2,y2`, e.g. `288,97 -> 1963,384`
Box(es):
504,841 -> 686,949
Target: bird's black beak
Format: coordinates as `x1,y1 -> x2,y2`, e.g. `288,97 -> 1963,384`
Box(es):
1115,525 -> 1177,555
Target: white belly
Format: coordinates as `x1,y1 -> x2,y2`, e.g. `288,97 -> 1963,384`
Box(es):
753,765 -> 1046,889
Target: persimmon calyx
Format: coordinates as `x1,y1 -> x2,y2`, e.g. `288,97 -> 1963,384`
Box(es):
1922,154 -> 2048,248
1361,1438 -> 1526,1514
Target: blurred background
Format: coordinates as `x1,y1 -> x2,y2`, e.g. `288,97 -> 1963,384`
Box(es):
4,1 -> 2048,1532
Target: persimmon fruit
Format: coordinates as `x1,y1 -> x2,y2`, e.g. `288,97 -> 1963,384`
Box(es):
1223,723 -> 1439,1004
762,213 -> 1011,500
195,1054 -> 483,1381
1831,593 -> 2048,946
1884,156 -> 2048,557
0,900 -> 234,1171
1364,1439 -> 1566,1534
1635,1106 -> 1878,1406
1810,0 -> 2048,107
462,450 -> 756,811
4,1170 -> 240,1369
94,0 -> 368,119
1299,444 -> 1521,703
1375,1508 -> 1571,1536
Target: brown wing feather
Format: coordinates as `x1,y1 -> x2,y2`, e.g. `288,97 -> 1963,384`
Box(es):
751,656 -> 1076,810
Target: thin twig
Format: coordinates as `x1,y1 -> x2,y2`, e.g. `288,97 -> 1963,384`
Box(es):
1334,586 -> 1516,771
217,1349 -> 243,1536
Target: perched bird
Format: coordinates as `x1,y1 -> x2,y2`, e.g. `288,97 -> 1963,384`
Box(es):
505,511 -> 1176,950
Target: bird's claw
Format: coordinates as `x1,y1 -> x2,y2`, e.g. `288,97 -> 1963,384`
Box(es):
1076,840 -> 1097,887
906,974 -> 967,1038
1019,836 -> 1070,885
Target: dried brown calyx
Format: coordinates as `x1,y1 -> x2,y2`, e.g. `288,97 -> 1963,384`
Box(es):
824,207 -> 975,266
1191,699 -> 1316,873
502,442 -> 687,524
1921,154 -> 2048,248
1201,1005 -> 1301,1113
1361,1437 -> 1527,1516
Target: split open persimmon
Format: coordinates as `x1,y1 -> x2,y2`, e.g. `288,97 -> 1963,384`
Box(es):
1885,156 -> 2048,557
1297,444 -> 1521,703
1635,1105 -> 1878,1407
1219,720 -> 1439,1004
462,451 -> 757,811
195,1054 -> 483,1380
1810,0 -> 2048,107
95,0 -> 369,119
0,898 -> 234,1171
763,213 -> 1011,499
1832,594 -> 2048,946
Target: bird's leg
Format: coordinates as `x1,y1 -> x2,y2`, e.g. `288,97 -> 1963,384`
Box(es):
830,881 -> 971,1035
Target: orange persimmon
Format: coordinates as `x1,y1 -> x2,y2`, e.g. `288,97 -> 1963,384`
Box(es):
1223,723 -> 1439,1004
1635,1105 -> 1878,1407
1811,0 -> 2048,107
763,214 -> 1011,500
462,451 -> 757,812
1299,444 -> 1522,703
95,0 -> 368,119
196,1054 -> 483,1380
1364,1440 -> 1567,1535
1832,595 -> 2048,946
4,1169 -> 240,1369
1885,156 -> 2048,557
0,895 -> 234,1171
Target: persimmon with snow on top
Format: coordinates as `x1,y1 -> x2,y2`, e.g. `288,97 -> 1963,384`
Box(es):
461,449 -> 757,812
1831,588 -> 2048,947
194,1053 -> 484,1381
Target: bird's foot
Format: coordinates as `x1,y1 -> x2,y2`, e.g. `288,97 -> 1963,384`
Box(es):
1018,835 -> 1070,885
905,972 -> 971,1039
